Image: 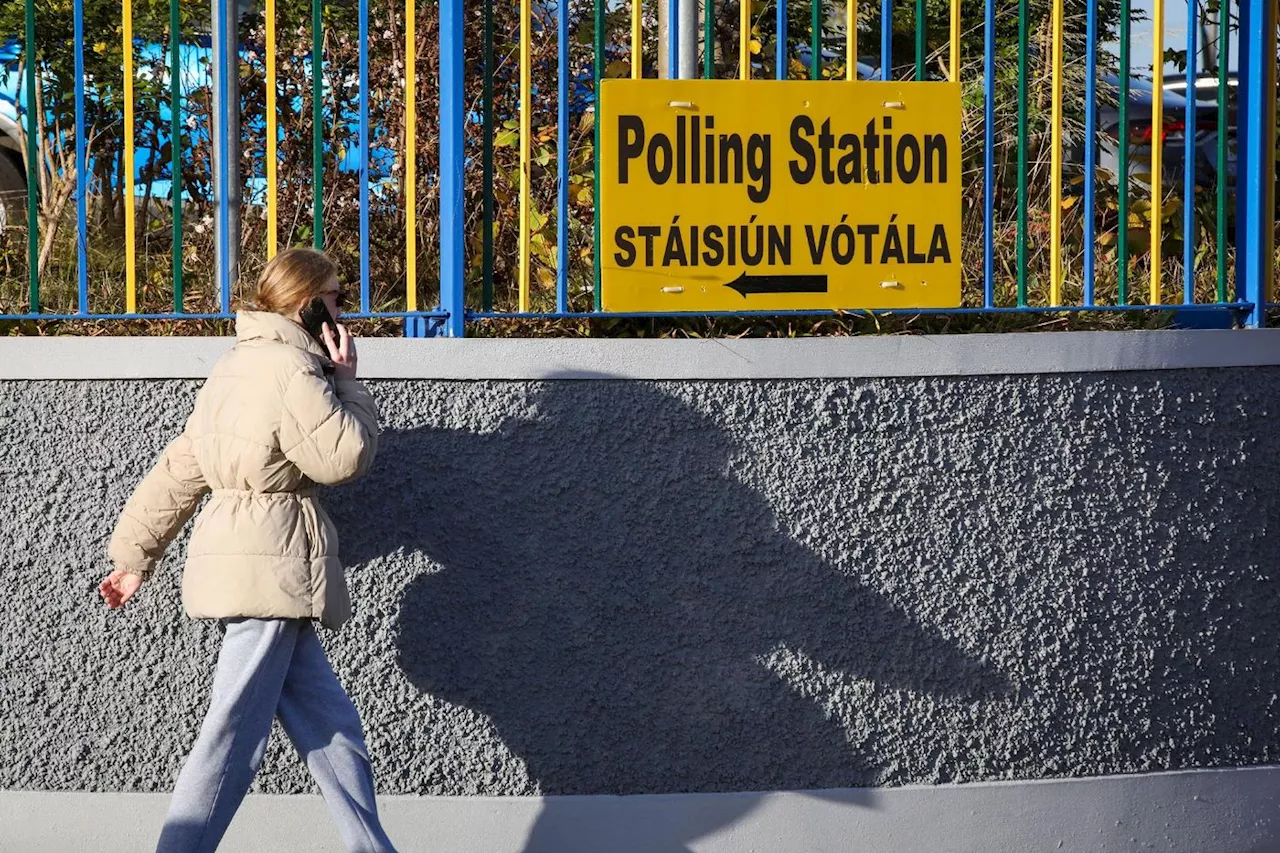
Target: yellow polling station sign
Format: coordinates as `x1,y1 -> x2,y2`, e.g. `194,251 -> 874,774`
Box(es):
599,80 -> 962,312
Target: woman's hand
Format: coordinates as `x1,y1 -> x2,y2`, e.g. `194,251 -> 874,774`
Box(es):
322,323 -> 358,381
99,569 -> 143,609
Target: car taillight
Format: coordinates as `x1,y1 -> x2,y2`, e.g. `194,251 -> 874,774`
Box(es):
1130,123 -> 1155,144
1130,120 -> 1185,144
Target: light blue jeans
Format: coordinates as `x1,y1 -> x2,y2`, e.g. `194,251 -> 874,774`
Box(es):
156,618 -> 397,853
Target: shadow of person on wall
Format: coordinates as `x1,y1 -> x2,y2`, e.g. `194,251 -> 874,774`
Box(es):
333,377 -> 1009,853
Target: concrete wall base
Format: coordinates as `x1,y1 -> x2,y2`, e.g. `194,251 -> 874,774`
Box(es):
6,767 -> 1279,852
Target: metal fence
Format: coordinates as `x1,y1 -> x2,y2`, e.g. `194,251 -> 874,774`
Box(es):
1,0 -> 1276,334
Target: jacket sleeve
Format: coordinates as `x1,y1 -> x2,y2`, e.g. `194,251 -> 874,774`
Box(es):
108,431 -> 209,580
279,369 -> 379,486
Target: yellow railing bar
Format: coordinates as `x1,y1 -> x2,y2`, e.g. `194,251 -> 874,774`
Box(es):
949,0 -> 960,82
406,0 -> 417,311
519,0 -> 531,310
1150,0 -> 1164,304
124,0 -> 136,312
1049,0 -> 1064,305
740,0 -> 750,79
266,0 -> 277,258
847,0 -> 856,80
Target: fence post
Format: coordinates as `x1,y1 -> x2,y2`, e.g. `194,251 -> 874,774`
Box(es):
438,0 -> 466,336
211,0 -> 240,315
678,0 -> 696,78
668,0 -> 679,78
1234,0 -> 1276,328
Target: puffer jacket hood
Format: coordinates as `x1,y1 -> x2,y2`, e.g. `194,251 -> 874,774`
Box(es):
108,310 -> 379,629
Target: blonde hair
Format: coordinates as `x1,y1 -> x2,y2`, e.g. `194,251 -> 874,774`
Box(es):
249,247 -> 337,316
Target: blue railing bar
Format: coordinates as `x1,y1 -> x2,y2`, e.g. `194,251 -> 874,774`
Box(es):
347,311 -> 451,319
777,0 -> 787,80
213,0 -> 234,312
881,0 -> 891,80
1182,0 -> 1197,306
1234,0 -> 1276,327
74,0 -> 88,315
358,0 -> 370,313
7,301 -> 1257,322
467,303 -> 1255,321
556,0 -> 569,312
669,0 -> 679,78
438,0 -> 466,335
342,311 -> 452,319
982,0 -> 995,308
1083,0 -> 1098,306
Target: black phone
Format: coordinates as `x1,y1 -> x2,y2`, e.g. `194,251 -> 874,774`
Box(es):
298,297 -> 333,348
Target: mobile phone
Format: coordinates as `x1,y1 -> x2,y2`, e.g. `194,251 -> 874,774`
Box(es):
298,297 -> 333,348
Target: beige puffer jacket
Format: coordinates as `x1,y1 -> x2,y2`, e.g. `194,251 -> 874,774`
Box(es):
108,310 -> 378,629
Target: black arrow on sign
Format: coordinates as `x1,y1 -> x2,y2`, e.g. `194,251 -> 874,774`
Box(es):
724,272 -> 829,297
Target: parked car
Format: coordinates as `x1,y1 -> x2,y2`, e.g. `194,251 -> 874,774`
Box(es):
1071,73 -> 1236,194
0,33 -> 609,232
0,36 -> 408,231
1161,71 -> 1238,187
0,37 -> 227,230
791,46 -> 885,81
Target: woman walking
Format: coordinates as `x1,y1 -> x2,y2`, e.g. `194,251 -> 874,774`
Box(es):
99,248 -> 398,853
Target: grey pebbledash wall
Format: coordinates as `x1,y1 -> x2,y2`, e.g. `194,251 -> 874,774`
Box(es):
1,334 -> 1279,812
